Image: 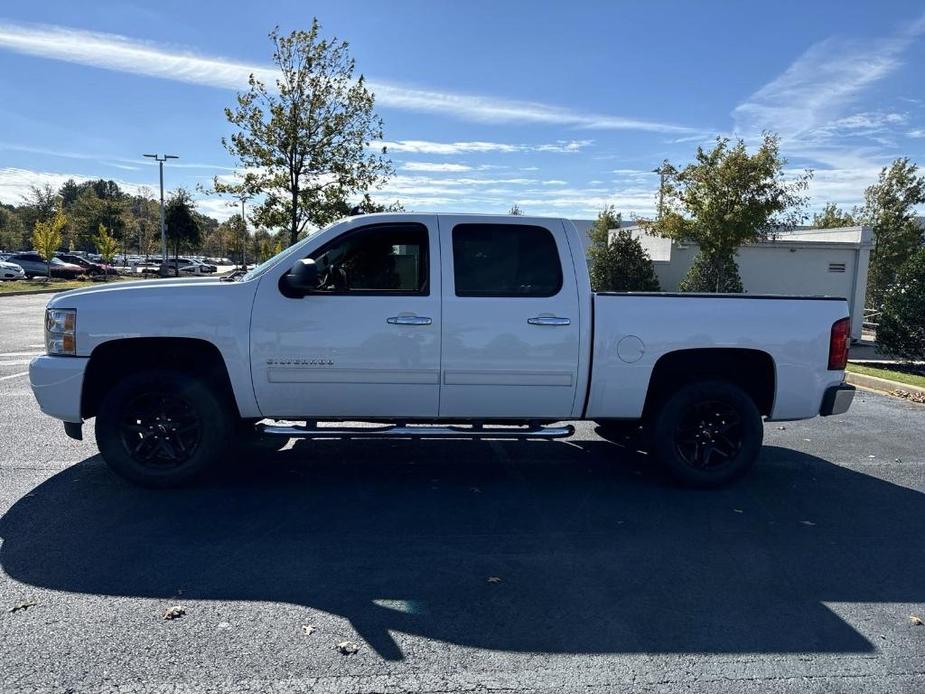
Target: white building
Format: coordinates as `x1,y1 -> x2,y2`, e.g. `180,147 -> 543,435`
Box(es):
570,220 -> 873,341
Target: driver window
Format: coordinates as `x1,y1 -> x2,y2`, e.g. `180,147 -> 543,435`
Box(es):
309,223 -> 429,295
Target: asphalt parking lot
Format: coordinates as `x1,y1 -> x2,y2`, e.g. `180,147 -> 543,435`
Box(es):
0,293 -> 924,693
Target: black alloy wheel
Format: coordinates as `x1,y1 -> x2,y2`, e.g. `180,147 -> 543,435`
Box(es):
118,392 -> 203,468
650,380 -> 763,488
95,369 -> 234,487
672,399 -> 743,471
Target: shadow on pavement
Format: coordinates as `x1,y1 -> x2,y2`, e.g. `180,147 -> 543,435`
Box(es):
1,438 -> 923,661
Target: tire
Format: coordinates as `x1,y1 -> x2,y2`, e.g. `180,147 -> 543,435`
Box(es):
95,369 -> 234,488
650,380 -> 763,488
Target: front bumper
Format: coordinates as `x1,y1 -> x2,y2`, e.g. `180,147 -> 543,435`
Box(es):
820,383 -> 855,416
29,355 -> 89,423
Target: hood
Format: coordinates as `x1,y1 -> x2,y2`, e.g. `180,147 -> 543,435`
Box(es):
47,276 -> 224,306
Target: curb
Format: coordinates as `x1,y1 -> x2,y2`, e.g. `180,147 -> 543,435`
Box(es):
846,370 -> 925,396
0,287 -> 74,297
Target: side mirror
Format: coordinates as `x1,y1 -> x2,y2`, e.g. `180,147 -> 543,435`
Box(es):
283,258 -> 319,294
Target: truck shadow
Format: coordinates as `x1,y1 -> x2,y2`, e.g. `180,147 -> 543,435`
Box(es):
1,439 -> 922,661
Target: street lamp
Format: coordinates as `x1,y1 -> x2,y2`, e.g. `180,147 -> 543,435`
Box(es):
143,153 -> 179,276
233,191 -> 251,270
652,163 -> 667,221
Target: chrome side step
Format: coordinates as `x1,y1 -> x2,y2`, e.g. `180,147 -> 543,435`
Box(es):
257,422 -> 574,440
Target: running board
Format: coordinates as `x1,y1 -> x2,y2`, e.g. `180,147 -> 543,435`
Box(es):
257,422 -> 574,440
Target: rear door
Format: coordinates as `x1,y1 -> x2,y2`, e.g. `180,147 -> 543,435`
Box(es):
437,216 -> 581,418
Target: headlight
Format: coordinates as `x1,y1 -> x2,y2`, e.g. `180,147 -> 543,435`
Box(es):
45,308 -> 77,355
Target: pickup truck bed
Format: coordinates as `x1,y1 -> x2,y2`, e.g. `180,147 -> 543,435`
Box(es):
588,293 -> 849,421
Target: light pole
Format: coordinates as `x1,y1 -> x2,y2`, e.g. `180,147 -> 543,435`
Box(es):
143,153 -> 178,276
652,161 -> 667,221
234,191 -> 251,270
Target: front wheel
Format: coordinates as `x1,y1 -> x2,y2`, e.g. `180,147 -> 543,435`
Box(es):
95,369 -> 233,488
650,380 -> 763,488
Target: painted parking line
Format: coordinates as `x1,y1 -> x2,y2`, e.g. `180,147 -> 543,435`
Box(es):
0,371 -> 28,382
0,360 -> 35,366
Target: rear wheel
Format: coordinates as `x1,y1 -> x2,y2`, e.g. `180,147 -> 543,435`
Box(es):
95,369 -> 233,488
650,380 -> 763,488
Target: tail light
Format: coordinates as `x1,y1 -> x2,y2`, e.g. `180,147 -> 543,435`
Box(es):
828,317 -> 850,370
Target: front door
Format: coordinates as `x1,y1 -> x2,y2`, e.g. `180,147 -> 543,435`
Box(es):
437,216 -> 582,419
250,217 -> 442,419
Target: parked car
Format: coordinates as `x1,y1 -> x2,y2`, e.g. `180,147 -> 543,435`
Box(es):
0,259 -> 25,280
160,258 -> 217,275
30,213 -> 854,489
7,253 -> 84,279
55,252 -> 116,277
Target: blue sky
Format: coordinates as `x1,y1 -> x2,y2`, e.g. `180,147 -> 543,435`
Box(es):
1,0 -> 924,222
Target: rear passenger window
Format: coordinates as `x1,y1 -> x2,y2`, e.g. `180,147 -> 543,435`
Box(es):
452,224 -> 563,297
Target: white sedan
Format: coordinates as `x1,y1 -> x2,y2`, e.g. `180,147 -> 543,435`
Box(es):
0,260 -> 25,280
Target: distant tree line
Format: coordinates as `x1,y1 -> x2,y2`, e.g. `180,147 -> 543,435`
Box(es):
0,179 -> 295,265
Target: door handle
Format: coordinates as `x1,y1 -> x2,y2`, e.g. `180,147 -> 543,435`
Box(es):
387,315 -> 433,326
527,316 -> 571,326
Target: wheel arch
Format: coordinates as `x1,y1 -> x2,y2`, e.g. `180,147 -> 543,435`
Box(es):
642,347 -> 776,418
81,337 -> 240,420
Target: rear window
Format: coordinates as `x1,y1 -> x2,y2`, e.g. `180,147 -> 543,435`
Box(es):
452,224 -> 563,297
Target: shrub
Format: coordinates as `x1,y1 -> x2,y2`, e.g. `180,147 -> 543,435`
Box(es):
679,250 -> 744,293
587,207 -> 660,292
877,247 -> 925,360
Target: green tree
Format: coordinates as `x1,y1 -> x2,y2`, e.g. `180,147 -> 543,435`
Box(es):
164,190 -> 201,276
862,158 -> 925,309
126,191 -> 161,258
876,247 -> 925,360
0,206 -> 26,251
93,224 -> 118,280
18,184 -> 59,235
509,203 -> 524,215
587,206 -> 660,292
648,133 -> 811,292
813,202 -> 858,229
216,20 -> 393,246
68,181 -> 128,253
679,252 -> 743,293
32,211 -> 66,277
218,215 -> 248,267
59,179 -> 80,209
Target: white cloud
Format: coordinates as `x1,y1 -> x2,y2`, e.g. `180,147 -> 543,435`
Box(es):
0,142 -> 234,171
831,111 -> 907,130
0,167 -> 240,221
734,14 -> 925,139
382,139 -> 592,155
367,172 -> 659,219
192,196 -> 241,222
731,13 -> 925,210
401,162 -> 472,172
0,167 -> 145,204
0,22 -> 699,133
908,129 -> 925,138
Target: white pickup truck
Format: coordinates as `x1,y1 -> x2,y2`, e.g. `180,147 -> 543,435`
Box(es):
30,213 -> 855,488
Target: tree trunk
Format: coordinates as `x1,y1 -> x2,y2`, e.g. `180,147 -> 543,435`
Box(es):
289,184 -> 299,247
